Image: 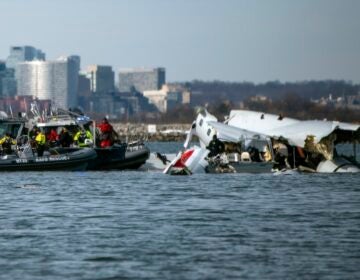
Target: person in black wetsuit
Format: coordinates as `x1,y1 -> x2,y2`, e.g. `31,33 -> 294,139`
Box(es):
207,134 -> 225,157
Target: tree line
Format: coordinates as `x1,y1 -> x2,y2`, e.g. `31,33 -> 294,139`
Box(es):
130,80 -> 360,123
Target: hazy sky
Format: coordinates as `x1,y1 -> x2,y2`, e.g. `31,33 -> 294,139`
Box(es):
1,0 -> 359,83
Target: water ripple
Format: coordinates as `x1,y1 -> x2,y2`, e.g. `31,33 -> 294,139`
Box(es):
0,170 -> 359,279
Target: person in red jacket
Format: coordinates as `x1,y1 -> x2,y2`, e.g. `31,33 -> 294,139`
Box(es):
97,118 -> 118,148
98,118 -> 114,134
46,128 -> 59,147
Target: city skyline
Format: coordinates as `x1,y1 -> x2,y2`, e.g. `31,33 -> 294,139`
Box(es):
1,0 -> 360,83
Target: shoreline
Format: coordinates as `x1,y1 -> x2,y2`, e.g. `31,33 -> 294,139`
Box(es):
113,123 -> 191,142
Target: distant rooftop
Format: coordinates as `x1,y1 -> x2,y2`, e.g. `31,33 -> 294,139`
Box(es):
119,67 -> 165,73
17,56 -> 79,64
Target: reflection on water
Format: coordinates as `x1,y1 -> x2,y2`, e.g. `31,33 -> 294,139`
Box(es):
16,183 -> 42,189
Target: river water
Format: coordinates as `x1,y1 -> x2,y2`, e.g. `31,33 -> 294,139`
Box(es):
0,142 -> 359,280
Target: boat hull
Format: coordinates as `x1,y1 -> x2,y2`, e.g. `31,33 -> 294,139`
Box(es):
87,143 -> 150,170
0,148 -> 97,171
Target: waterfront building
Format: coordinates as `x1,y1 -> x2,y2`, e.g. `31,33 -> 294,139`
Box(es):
142,88 -> 168,113
77,73 -> 91,110
86,65 -> 114,94
118,67 -> 165,92
310,93 -> 360,110
85,89 -> 156,120
0,61 -> 5,72
0,71 -> 17,97
0,61 -> 5,97
6,46 -> 45,69
17,56 -> 80,109
3,46 -> 45,97
78,73 -> 91,97
166,83 -> 191,105
0,60 -> 17,97
143,84 -> 191,113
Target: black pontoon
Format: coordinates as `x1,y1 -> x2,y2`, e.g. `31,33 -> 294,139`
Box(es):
0,143 -> 97,171
88,142 -> 150,170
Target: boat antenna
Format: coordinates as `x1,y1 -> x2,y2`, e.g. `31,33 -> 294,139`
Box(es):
9,105 -> 13,118
42,108 -> 46,122
24,98 -> 28,115
30,102 -> 41,118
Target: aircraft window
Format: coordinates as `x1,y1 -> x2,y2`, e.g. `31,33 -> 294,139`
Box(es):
336,143 -> 358,159
207,129 -> 211,136
199,119 -> 203,127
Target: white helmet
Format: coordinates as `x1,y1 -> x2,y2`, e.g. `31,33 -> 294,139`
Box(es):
84,139 -> 93,145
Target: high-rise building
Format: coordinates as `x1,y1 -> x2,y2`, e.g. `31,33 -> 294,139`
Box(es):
17,56 -> 80,109
3,46 -> 46,96
0,61 -> 5,97
118,67 -> 165,92
78,73 -> 91,97
1,72 -> 17,97
77,73 -> 91,111
0,60 -> 5,72
6,46 -> 45,69
0,60 -> 17,97
86,65 -> 114,94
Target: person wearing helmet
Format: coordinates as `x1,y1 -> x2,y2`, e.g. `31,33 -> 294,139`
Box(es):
0,133 -> 16,155
74,128 -> 93,147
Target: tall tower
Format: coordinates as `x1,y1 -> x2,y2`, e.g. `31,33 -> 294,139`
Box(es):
17,56 -> 80,109
6,46 -> 45,69
86,65 -> 114,94
3,46 -> 46,97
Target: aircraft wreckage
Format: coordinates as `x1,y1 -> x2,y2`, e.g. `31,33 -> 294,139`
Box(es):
164,109 -> 360,174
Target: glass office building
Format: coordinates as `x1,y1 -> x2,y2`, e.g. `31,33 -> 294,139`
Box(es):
86,65 -> 114,94
17,56 -> 80,109
6,46 -> 45,70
